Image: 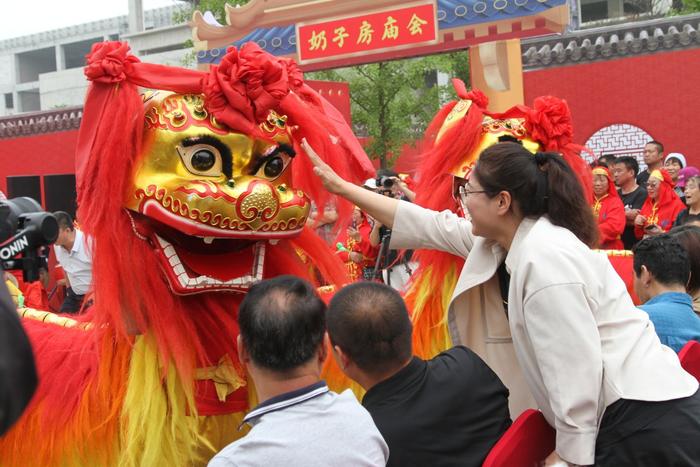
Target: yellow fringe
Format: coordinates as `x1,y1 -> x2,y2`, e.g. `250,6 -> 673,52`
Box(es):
118,335 -> 247,467
407,265 -> 456,359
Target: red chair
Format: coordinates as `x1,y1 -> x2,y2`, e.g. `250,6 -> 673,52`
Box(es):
679,340 -> 700,381
482,409 -> 555,467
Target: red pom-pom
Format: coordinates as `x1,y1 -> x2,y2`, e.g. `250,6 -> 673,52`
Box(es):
203,42 -> 303,132
237,42 -> 292,119
464,89 -> 489,109
527,96 -> 573,151
84,41 -> 140,84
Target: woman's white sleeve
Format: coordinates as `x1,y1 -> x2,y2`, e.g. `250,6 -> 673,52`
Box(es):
523,282 -> 603,466
389,201 -> 474,257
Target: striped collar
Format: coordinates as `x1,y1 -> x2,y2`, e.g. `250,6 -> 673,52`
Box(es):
242,381 -> 329,425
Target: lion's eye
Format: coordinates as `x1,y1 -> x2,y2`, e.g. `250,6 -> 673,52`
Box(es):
191,149 -> 216,171
253,145 -> 293,180
263,156 -> 285,178
177,144 -> 223,177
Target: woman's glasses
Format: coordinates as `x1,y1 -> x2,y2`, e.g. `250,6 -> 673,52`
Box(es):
452,176 -> 488,217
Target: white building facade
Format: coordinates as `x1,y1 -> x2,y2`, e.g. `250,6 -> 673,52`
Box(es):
0,4 -> 192,116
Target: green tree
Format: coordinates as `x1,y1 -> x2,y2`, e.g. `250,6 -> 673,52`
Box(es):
675,0 -> 700,13
309,52 -> 470,168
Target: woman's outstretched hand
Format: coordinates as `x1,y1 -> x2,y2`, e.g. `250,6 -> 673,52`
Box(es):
301,138 -> 348,195
301,137 -> 399,229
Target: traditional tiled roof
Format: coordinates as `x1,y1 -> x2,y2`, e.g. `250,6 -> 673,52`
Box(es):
521,13 -> 700,69
437,0 -> 566,29
197,0 -> 567,64
0,107 -> 82,139
197,25 -> 297,64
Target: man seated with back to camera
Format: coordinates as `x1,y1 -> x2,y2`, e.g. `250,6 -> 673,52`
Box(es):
208,275 -> 388,467
327,281 -> 512,467
633,234 -> 700,352
370,169 -> 416,290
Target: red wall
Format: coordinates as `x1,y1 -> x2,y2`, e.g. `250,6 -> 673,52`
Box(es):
523,48 -> 700,167
0,130 -> 78,197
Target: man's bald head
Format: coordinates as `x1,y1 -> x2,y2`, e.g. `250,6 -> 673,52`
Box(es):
239,275 -> 326,372
327,282 -> 412,376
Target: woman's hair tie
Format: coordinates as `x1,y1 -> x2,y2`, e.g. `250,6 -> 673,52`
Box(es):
534,151 -> 549,167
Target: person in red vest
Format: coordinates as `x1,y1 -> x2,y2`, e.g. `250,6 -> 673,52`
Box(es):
591,166 -> 625,249
335,206 -> 378,281
23,267 -> 49,311
635,169 -> 686,238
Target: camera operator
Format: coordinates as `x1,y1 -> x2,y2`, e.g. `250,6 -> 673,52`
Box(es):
52,212 -> 93,314
375,169 -> 416,203
369,170 -> 417,291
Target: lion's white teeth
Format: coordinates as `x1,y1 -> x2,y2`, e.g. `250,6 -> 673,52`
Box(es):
155,235 -> 266,291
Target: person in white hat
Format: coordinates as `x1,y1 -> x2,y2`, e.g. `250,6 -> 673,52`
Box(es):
665,152 -> 687,197
363,178 -> 378,190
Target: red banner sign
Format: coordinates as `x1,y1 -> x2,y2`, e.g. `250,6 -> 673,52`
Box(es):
296,1 -> 438,64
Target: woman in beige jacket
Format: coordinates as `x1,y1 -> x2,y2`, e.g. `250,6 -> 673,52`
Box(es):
304,139 -> 700,466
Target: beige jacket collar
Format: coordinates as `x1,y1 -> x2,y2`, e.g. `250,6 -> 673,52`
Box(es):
452,237 -> 503,300
452,217 -> 540,301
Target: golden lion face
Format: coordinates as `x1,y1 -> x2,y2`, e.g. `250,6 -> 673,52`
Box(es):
126,92 -> 310,294
437,99 -> 541,180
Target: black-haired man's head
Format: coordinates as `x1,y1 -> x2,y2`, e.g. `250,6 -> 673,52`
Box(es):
612,156 -> 640,188
643,140 -> 664,168
327,282 -> 412,388
238,275 -> 327,373
52,211 -> 73,231
633,235 -> 690,303
52,211 -> 75,250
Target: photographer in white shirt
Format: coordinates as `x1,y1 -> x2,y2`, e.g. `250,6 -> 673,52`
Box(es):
53,212 -> 93,314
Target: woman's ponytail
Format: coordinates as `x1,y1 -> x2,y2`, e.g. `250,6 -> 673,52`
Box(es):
537,151 -> 598,247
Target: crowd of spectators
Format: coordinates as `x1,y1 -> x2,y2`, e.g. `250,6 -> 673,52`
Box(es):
209,276 -> 515,466
324,171 -> 418,290
593,141 -> 699,250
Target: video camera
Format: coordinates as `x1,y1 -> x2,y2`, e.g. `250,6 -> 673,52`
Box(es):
0,197 -> 58,282
376,175 -> 396,189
